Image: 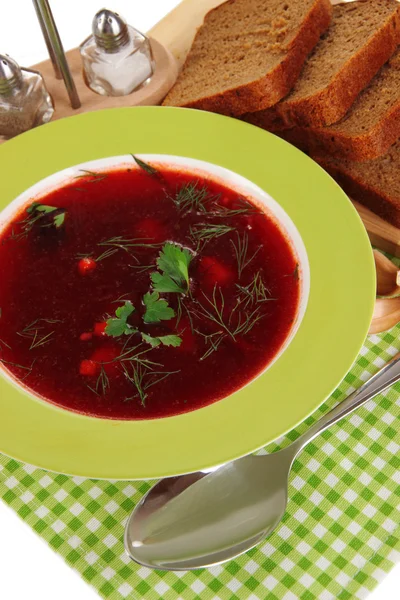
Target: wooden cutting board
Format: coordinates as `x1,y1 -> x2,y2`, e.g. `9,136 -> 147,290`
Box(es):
148,0 -> 224,68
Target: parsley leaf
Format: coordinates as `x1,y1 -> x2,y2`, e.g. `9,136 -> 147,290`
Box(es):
150,272 -> 185,293
26,202 -> 57,215
25,202 -> 67,230
152,243 -> 192,294
143,292 -> 175,324
141,333 -> 182,347
53,212 -> 66,228
105,301 -> 136,337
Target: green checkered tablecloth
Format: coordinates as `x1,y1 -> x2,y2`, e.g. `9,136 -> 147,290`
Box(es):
0,326 -> 399,600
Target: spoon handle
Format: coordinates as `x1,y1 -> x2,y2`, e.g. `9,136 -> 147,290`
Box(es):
294,352 -> 400,454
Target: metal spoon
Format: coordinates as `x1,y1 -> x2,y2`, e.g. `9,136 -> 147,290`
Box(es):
125,352 -> 400,571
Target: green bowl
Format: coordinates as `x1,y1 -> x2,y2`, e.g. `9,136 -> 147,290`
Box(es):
0,107 -> 375,479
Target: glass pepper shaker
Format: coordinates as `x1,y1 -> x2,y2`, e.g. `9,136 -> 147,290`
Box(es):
0,54 -> 54,139
80,9 -> 154,97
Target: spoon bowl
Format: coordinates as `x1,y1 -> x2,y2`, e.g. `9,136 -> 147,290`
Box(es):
125,450 -> 294,570
125,352 -> 400,571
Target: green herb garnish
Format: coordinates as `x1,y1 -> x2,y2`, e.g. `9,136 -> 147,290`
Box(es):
0,337 -> 11,350
122,362 -> 180,406
170,182 -> 218,214
29,331 -> 55,350
0,358 -> 36,381
150,272 -> 186,293
129,263 -> 155,274
97,366 -> 110,396
26,203 -> 57,216
284,263 -> 299,280
75,170 -> 108,183
53,212 -> 66,228
189,223 -> 234,250
194,286 -> 265,341
230,231 -> 262,280
94,248 -> 119,263
132,155 -> 159,176
151,243 -> 192,295
142,292 -> 175,324
210,196 -> 262,218
17,318 -> 60,350
105,301 -> 136,337
195,330 -> 226,361
141,333 -> 182,348
76,247 -> 119,264
236,271 -> 276,309
97,236 -> 161,264
12,202 -> 67,240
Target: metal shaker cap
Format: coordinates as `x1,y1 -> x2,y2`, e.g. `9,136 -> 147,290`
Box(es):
93,9 -> 130,52
0,54 -> 23,95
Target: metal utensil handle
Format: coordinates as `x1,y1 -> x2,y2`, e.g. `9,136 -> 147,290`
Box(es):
295,352 -> 400,454
32,0 -> 61,79
33,0 -> 81,109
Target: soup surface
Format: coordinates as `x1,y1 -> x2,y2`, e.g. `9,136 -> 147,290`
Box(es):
0,159 -> 300,419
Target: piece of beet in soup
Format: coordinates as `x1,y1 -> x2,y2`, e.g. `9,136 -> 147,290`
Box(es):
0,157 -> 300,419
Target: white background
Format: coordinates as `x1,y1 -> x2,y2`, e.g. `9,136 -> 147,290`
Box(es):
0,1 -> 398,598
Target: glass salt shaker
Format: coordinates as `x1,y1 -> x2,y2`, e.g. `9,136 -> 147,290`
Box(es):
0,54 -> 54,139
80,9 -> 154,97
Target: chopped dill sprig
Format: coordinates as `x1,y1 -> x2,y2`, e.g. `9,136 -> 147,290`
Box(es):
75,170 -> 108,183
17,318 -> 60,350
76,247 -> 121,264
129,263 -> 155,274
0,357 -> 36,381
189,223 -> 234,250
29,331 -> 55,350
236,271 -> 276,309
97,366 -> 110,396
131,155 -> 159,176
87,365 -> 110,397
95,248 -> 119,262
195,330 -> 226,361
169,182 -> 220,215
193,286 -> 265,341
230,231 -> 262,280
122,361 -> 179,406
111,293 -> 133,304
97,236 -> 161,264
211,197 -> 262,218
0,338 -> 11,350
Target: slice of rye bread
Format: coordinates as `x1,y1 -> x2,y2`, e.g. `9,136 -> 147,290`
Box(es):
162,0 -> 332,116
270,48 -> 400,162
314,139 -> 400,227
243,0 -> 400,128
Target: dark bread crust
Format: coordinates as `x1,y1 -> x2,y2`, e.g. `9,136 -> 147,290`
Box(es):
162,0 -> 332,116
260,98 -> 400,161
314,151 -> 400,227
279,4 -> 400,127
296,100 -> 400,161
243,1 -> 400,128
245,44 -> 400,163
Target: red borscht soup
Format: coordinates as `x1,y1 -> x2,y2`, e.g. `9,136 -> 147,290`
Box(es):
0,158 -> 300,419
